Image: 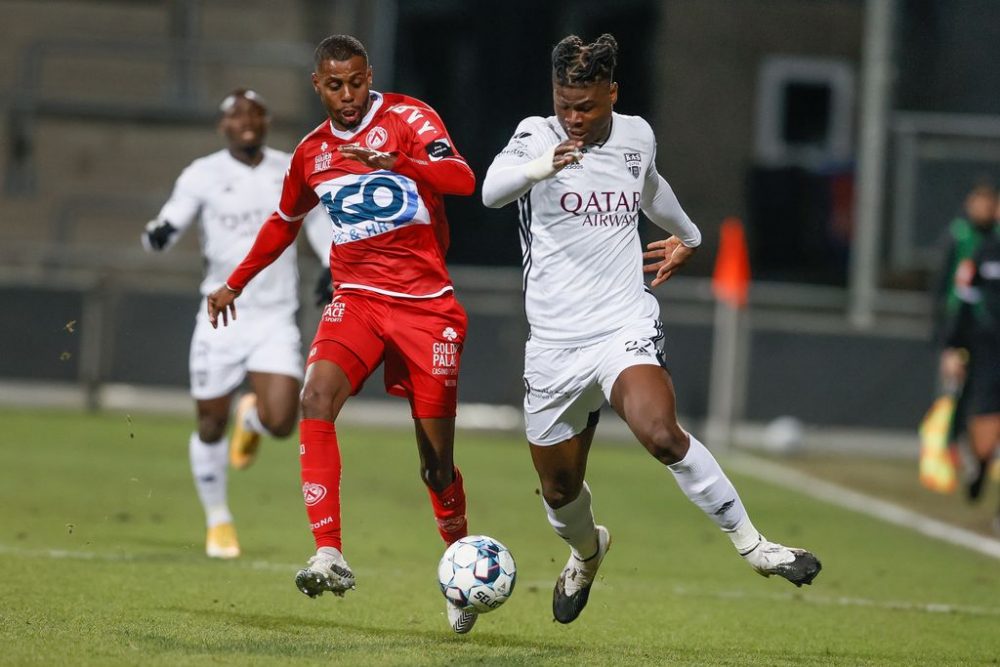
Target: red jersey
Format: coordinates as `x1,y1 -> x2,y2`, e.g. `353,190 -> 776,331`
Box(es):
274,92 -> 474,298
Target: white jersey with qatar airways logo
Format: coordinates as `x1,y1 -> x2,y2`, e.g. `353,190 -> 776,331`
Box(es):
156,147 -> 304,317
488,112 -> 689,345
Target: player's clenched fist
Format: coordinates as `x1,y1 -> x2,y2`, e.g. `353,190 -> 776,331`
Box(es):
206,284 -> 240,328
552,139 -> 584,171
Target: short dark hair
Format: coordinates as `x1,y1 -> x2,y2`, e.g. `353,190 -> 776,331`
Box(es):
552,33 -> 618,86
314,34 -> 368,68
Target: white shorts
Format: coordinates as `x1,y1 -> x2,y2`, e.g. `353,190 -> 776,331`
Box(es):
189,307 -> 304,400
523,318 -> 666,446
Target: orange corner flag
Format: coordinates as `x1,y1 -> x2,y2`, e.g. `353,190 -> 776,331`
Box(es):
712,217 -> 751,308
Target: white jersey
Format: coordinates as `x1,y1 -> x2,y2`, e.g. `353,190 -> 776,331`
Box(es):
156,147 -> 319,318
486,113 -> 695,345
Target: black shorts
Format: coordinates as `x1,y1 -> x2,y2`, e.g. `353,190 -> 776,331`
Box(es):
967,333 -> 1000,416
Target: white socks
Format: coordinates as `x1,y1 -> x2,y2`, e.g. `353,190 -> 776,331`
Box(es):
667,435 -> 760,553
188,432 -> 232,528
543,435 -> 762,558
543,481 -> 599,560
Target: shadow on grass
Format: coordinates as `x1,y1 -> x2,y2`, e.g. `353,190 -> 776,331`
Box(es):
147,605 -> 588,660
139,606 -> 918,666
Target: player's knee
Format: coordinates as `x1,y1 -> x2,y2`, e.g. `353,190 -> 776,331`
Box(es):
300,385 -> 338,420
264,414 -> 296,438
197,416 -> 227,444
642,420 -> 689,465
541,479 -> 583,509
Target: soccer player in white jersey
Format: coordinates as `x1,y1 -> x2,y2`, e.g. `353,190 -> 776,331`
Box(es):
142,89 -> 331,559
482,34 -> 821,624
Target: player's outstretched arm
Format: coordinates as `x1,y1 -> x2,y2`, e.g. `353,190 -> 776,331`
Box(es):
206,284 -> 240,328
224,212 -> 303,296
642,237 -> 698,288
339,145 -> 475,196
482,139 -> 582,208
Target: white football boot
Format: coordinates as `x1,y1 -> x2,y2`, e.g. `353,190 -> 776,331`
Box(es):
552,525 -> 611,624
741,536 -> 821,587
294,547 -> 356,598
445,601 -> 478,634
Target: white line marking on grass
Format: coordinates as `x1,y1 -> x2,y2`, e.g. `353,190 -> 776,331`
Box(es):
672,585 -> 1000,618
0,543 -> 299,571
728,455 -> 1000,560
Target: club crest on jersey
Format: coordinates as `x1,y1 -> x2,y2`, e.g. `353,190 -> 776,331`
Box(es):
366,126 -> 388,149
624,152 -> 642,179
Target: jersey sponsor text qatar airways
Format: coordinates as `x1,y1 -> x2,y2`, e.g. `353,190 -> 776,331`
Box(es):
485,113 -> 698,345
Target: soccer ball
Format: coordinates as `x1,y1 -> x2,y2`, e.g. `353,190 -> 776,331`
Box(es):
437,535 -> 516,613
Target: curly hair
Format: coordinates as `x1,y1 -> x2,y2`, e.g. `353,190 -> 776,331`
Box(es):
551,33 -> 618,86
314,34 -> 368,68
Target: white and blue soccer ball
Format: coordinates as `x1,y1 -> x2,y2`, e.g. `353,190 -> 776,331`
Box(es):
437,535 -> 516,613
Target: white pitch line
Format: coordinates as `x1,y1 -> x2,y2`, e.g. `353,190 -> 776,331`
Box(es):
671,585 -> 1000,618
728,454 -> 1000,560
0,543 -> 299,572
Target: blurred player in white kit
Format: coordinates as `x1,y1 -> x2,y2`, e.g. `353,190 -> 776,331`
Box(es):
142,88 -> 330,558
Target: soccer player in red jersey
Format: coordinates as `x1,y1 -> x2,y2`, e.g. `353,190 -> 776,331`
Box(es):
205,34 -> 479,633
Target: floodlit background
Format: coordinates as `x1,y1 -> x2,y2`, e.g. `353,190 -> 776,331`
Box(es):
1,2 -> 1000,664
5,0 -> 1000,437
3,3 -> 1000,510
7,0 -> 1000,434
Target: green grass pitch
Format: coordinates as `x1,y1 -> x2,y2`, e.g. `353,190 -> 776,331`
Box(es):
1,408 -> 998,665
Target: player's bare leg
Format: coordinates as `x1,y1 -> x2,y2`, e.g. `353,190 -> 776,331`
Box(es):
611,365 -> 821,587
414,417 -> 475,632
531,425 -> 612,624
967,414 -> 1000,502
230,372 -> 300,470
415,418 -> 469,543
193,396 -> 240,558
295,360 -> 356,597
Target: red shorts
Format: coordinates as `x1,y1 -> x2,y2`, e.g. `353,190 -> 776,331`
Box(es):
308,289 -> 467,418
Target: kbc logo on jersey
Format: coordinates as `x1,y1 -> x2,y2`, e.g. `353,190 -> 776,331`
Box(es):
318,171 -> 426,244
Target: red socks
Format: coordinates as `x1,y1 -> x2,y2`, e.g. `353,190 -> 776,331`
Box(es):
299,419 -> 342,551
427,467 -> 468,545
300,419 -> 466,550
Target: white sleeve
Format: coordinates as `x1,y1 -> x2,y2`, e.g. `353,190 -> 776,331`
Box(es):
482,118 -> 558,208
640,144 -> 701,248
156,165 -> 201,233
143,164 -> 201,252
301,205 -> 332,267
